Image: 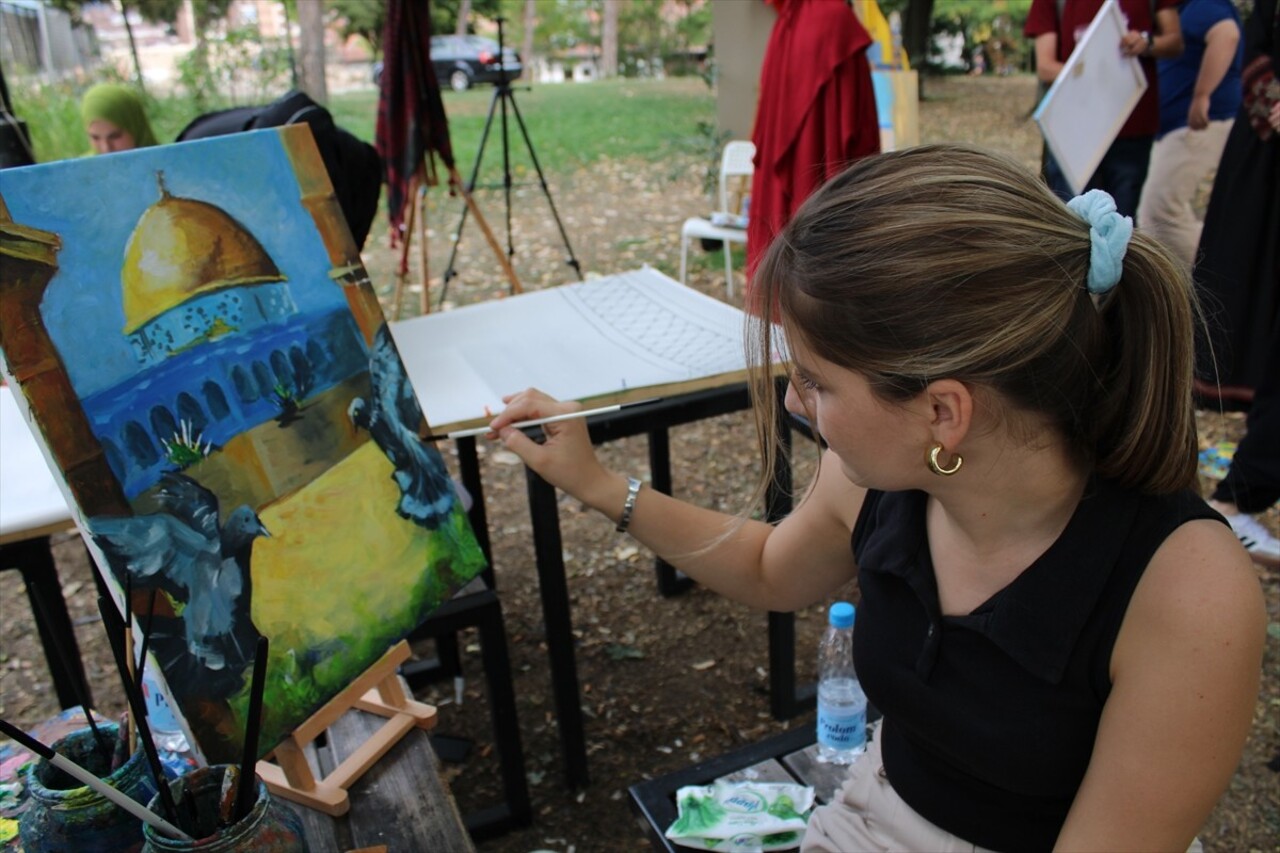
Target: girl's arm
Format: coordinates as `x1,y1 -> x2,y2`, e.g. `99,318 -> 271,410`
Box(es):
1055,519 -> 1265,851
491,389 -> 862,611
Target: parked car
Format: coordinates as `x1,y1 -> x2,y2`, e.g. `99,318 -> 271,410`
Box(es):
431,35 -> 522,91
371,36 -> 522,93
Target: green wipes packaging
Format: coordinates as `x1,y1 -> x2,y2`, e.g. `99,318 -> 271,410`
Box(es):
664,781 -> 815,852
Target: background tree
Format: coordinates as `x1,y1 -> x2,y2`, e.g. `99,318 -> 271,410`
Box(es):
326,0 -> 387,58
521,0 -> 537,74
429,0 -> 502,35
296,0 -> 327,102
130,0 -> 234,108
602,0 -> 619,77
930,0 -> 1032,74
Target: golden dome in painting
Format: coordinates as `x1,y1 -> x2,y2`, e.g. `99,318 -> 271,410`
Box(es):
121,175 -> 284,333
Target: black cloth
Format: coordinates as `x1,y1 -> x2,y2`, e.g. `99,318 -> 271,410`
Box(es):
176,90 -> 382,251
1213,323 -> 1280,511
851,482 -> 1221,851
1194,0 -> 1280,397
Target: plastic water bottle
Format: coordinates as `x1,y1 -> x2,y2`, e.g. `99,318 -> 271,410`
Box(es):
140,670 -> 198,777
816,601 -> 867,764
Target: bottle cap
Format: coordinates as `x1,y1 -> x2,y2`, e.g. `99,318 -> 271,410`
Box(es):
828,601 -> 854,629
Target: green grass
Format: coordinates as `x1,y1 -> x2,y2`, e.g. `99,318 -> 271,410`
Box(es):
12,76 -> 717,178
329,76 -> 717,179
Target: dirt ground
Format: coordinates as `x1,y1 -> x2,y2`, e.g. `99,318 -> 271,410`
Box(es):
2,75 -> 1276,852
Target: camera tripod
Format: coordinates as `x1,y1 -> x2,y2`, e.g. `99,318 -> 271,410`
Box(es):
439,17 -> 582,304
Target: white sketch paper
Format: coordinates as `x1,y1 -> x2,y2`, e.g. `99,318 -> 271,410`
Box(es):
391,267 -> 760,432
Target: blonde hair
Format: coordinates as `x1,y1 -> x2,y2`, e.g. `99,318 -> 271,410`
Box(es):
748,144 -> 1200,497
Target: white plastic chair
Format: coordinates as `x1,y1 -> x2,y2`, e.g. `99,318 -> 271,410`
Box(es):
679,140 -> 755,297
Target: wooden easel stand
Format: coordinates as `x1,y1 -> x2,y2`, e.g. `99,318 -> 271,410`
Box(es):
390,167 -> 524,320
256,640 -> 436,816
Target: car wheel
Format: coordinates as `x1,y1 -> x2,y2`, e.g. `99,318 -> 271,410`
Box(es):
449,69 -> 471,92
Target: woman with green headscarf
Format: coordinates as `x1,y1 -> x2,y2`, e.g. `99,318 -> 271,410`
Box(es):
81,83 -> 159,155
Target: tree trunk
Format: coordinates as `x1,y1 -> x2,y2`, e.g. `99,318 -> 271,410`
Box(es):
118,0 -> 147,94
297,0 -> 328,104
601,0 -> 619,78
521,0 -> 536,81
903,0 -> 936,100
456,0 -> 472,35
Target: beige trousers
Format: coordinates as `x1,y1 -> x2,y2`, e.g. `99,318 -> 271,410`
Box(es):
802,722 -> 996,853
801,721 -> 1205,853
1136,119 -> 1233,268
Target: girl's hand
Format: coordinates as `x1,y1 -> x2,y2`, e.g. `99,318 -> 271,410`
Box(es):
489,388 -> 616,508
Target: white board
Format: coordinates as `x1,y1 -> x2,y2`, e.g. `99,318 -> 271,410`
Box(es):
391,267 -> 765,433
1033,0 -> 1148,194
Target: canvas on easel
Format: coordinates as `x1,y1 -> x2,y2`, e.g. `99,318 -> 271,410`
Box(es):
0,125 -> 487,786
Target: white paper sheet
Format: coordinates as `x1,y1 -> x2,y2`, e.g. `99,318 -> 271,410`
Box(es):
391,267 -> 759,432
0,386 -> 75,541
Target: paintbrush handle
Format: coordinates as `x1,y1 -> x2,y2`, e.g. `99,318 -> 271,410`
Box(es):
234,635 -> 269,823
51,752 -> 193,840
97,595 -> 183,828
0,719 -> 191,841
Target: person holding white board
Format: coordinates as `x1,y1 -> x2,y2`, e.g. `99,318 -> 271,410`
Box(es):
1026,0 -> 1184,217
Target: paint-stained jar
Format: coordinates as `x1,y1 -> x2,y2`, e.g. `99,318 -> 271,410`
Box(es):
142,764 -> 307,852
19,722 -> 157,853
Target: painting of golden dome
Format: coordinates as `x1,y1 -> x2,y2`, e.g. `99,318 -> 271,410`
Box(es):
121,177 -> 285,333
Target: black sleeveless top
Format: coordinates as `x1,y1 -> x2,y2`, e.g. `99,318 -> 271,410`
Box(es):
852,479 -> 1221,852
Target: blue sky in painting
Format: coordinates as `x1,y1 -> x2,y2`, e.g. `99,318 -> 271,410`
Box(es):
0,128 -> 348,397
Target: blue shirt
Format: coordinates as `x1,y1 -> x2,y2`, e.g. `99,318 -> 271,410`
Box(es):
1157,0 -> 1244,137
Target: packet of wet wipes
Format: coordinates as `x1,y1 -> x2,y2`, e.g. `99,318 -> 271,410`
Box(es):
664,781 -> 815,852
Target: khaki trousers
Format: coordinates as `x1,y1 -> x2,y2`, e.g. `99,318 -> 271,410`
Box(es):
802,721 -> 1205,852
1136,119 -> 1233,268
802,722 -> 995,852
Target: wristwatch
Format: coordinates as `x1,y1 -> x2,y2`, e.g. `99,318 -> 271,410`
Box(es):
1140,31 -> 1153,57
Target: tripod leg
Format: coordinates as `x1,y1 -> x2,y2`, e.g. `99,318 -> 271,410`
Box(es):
451,167 -> 523,295
505,93 -> 583,280
417,181 -> 430,315
393,172 -> 421,320
498,84 -> 514,262
441,87 -> 503,296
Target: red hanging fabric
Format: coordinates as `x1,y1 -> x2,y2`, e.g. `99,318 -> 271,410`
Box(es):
746,0 -> 880,291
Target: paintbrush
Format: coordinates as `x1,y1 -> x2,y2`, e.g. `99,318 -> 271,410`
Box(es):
123,576 -> 134,757
27,582 -> 111,761
133,589 -> 159,695
0,718 -> 192,841
422,399 -> 659,441
232,635 -> 269,824
131,588 -> 159,757
97,594 -> 182,828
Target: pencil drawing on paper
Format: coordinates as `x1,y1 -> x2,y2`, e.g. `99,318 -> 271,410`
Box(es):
0,125 -> 486,764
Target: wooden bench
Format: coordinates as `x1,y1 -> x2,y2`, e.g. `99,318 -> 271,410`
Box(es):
629,710 -> 880,852
282,698 -> 475,852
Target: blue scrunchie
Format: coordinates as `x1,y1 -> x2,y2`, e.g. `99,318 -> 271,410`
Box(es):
1066,189 -> 1133,295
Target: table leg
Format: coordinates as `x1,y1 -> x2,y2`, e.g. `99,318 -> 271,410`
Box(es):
649,427 -> 693,597
766,387 -> 815,718
455,436 -> 496,588
524,469 -> 590,788
2,536 -> 93,710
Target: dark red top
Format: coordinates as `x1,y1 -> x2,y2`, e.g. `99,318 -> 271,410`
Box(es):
1024,0 -> 1179,137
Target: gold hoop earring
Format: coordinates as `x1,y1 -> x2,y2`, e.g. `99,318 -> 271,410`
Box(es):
928,444 -> 963,476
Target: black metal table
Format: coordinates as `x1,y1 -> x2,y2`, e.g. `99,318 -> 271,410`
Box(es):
456,381 -> 816,789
